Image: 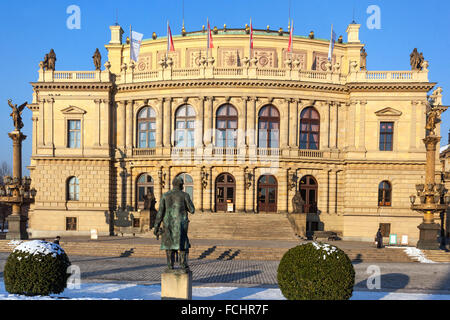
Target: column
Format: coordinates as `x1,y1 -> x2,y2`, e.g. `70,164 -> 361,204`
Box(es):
280,99 -> 289,149
294,100 -> 300,148
126,100 -> 134,151
347,101 -> 356,151
117,101 -> 126,151
162,98 -> 171,147
32,116 -> 37,155
100,99 -> 110,147
248,97 -> 257,148
288,99 -> 296,147
321,101 -> 330,150
278,169 -> 289,214
242,97 -> 249,147
196,97 -> 205,148
94,99 -> 101,147
235,169 -> 245,212
48,98 -> 55,149
38,99 -> 45,147
410,101 -> 418,151
203,97 -> 212,147
358,100 -> 367,152
155,98 -> 163,148
329,102 -> 338,150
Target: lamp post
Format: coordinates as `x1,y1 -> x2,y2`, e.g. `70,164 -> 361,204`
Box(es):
0,99 -> 36,240
410,105 -> 448,250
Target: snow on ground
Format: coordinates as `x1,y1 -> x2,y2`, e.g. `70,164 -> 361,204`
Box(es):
403,247 -> 436,263
0,281 -> 449,300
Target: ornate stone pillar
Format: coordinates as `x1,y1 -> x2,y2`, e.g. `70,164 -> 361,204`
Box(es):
38,99 -> 45,147
410,101 -> 418,151
196,97 -> 204,148
47,98 -> 55,150
163,98 -> 171,148
280,99 -> 289,149
203,97 -> 213,147
358,100 -> 367,152
288,99 -> 296,148
155,98 -> 163,148
236,169 -> 245,212
117,101 -> 126,151
248,97 -> 257,148
347,101 -> 357,151
126,100 -> 134,151
329,102 -> 338,150
100,99 -> 110,147
94,99 -> 102,147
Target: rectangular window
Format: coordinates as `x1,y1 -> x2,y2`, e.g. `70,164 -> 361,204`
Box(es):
68,120 -> 81,148
379,122 -> 394,151
66,217 -> 77,231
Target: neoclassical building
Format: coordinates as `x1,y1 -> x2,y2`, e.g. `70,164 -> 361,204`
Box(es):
26,22 -> 447,242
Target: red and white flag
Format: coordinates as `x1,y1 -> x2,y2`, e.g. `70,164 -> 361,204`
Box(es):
167,21 -> 175,53
207,18 -> 214,49
287,20 -> 294,52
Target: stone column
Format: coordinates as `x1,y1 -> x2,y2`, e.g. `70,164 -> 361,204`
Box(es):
280,99 -> 289,149
248,97 -> 257,148
236,169 -> 245,212
47,98 -> 55,150
196,97 -> 205,148
329,102 -> 338,150
94,99 -> 102,147
117,101 -> 126,151
203,97 -> 212,147
162,98 -> 171,148
288,99 -> 296,148
294,99 -> 300,148
32,116 -> 38,155
155,98 -> 163,148
410,101 -> 418,151
38,99 -> 45,147
242,97 -> 249,147
358,100 -> 367,152
100,99 -> 110,147
347,101 -> 357,151
126,100 -> 134,151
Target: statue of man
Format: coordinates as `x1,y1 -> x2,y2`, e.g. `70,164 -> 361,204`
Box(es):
8,99 -> 27,131
43,53 -> 49,71
93,48 -> 102,71
426,109 -> 441,135
47,49 -> 56,71
153,177 -> 195,270
292,191 -> 305,213
410,48 -> 420,71
360,48 -> 367,70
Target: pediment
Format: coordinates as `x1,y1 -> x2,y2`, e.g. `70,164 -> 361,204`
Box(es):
61,106 -> 87,115
374,107 -> 402,117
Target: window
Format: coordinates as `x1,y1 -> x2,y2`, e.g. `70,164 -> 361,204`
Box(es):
216,104 -> 238,148
299,107 -> 320,150
66,217 -> 77,231
136,174 -> 154,209
176,173 -> 194,201
67,177 -> 79,201
137,107 -> 156,148
379,122 -> 394,151
378,181 -> 392,207
175,105 -> 196,147
258,105 -> 280,148
68,120 -> 81,148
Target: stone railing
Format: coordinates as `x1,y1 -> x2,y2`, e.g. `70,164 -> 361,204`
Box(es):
36,60 -> 429,85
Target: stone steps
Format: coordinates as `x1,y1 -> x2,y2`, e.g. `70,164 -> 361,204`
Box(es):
423,250 -> 450,263
0,241 -> 414,262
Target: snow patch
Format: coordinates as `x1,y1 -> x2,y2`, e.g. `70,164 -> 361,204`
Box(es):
13,240 -> 64,258
309,242 -> 340,260
404,247 -> 436,264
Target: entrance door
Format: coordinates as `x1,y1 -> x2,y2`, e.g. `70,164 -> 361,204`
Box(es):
257,175 -> 277,213
299,175 -> 318,213
215,173 -> 235,212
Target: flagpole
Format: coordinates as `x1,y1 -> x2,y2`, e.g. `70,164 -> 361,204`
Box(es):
249,18 -> 252,59
130,25 -> 132,63
329,24 -> 333,64
206,17 -> 209,61
166,21 -> 169,61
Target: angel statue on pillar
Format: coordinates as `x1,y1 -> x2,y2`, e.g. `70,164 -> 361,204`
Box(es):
7,99 -> 27,131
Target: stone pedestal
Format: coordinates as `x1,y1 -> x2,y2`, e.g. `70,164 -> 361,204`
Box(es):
287,213 -> 307,239
416,223 -> 440,250
6,214 -> 28,240
161,269 -> 192,300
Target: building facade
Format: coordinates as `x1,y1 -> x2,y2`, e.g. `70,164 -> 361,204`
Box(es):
26,23 -> 446,242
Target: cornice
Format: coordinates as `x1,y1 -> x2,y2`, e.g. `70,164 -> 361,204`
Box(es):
31,82 -> 113,91
347,82 -> 436,92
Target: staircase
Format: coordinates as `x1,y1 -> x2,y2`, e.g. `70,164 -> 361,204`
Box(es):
187,212 -> 298,241
422,250 -> 450,263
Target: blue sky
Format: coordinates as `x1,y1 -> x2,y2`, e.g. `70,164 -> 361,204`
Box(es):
0,0 -> 449,175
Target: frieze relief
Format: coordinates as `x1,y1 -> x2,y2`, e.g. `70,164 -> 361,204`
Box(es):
218,47 -> 244,67
157,50 -> 181,68
252,48 -> 278,68
312,52 -> 335,71
186,48 -> 208,67
136,53 -> 152,72
283,49 -> 307,70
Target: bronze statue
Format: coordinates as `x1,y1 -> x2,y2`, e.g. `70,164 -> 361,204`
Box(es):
7,99 -> 27,131
153,177 -> 195,270
360,48 -> 367,70
93,48 -> 102,71
43,53 -> 49,70
410,48 -> 424,71
47,49 -> 56,71
309,31 -> 315,39
292,191 -> 305,213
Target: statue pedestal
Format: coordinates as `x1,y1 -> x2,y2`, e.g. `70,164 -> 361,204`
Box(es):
417,223 -> 440,250
6,215 -> 28,240
161,269 -> 192,300
287,213 -> 307,239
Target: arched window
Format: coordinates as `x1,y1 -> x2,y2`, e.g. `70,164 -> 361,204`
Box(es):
67,177 -> 79,201
300,107 -> 320,150
216,104 -> 238,148
175,105 -> 196,147
378,181 -> 392,207
176,173 -> 194,201
258,105 -> 280,148
299,175 -> 318,213
137,106 -> 156,148
137,174 -> 154,209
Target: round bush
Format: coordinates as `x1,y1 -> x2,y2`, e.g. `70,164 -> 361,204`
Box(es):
277,242 -> 355,300
4,240 -> 71,296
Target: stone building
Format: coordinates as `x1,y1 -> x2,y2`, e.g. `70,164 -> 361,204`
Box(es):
26,22 -> 447,243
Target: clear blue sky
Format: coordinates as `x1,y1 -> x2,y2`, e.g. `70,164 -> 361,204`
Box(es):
0,0 -> 449,175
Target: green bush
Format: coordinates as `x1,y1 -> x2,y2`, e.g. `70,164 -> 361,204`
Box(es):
4,240 -> 71,296
277,242 -> 355,300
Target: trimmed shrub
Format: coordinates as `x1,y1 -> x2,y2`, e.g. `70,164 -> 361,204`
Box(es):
277,242 -> 355,300
4,240 -> 71,296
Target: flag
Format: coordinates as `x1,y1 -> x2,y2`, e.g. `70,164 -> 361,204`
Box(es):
328,25 -> 337,61
287,20 -> 294,53
249,19 -> 254,55
167,22 -> 175,53
207,19 -> 214,49
130,29 -> 144,62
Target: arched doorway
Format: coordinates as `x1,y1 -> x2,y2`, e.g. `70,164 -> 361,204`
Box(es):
257,175 -> 278,213
299,175 -> 318,213
215,173 -> 235,212
136,173 -> 154,210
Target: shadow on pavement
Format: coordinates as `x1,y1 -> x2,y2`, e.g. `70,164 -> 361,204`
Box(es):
354,273 -> 410,299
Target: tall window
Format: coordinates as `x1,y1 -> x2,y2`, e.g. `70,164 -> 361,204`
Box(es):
379,122 -> 394,151
67,177 -> 79,201
378,181 -> 392,207
137,107 -> 156,148
216,104 -> 238,148
175,105 -> 196,147
176,173 -> 194,201
299,107 -> 320,150
68,120 -> 81,148
137,174 -> 154,209
258,105 -> 280,148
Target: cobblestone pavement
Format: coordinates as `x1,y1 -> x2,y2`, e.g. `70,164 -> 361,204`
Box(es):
1,253 -> 450,293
